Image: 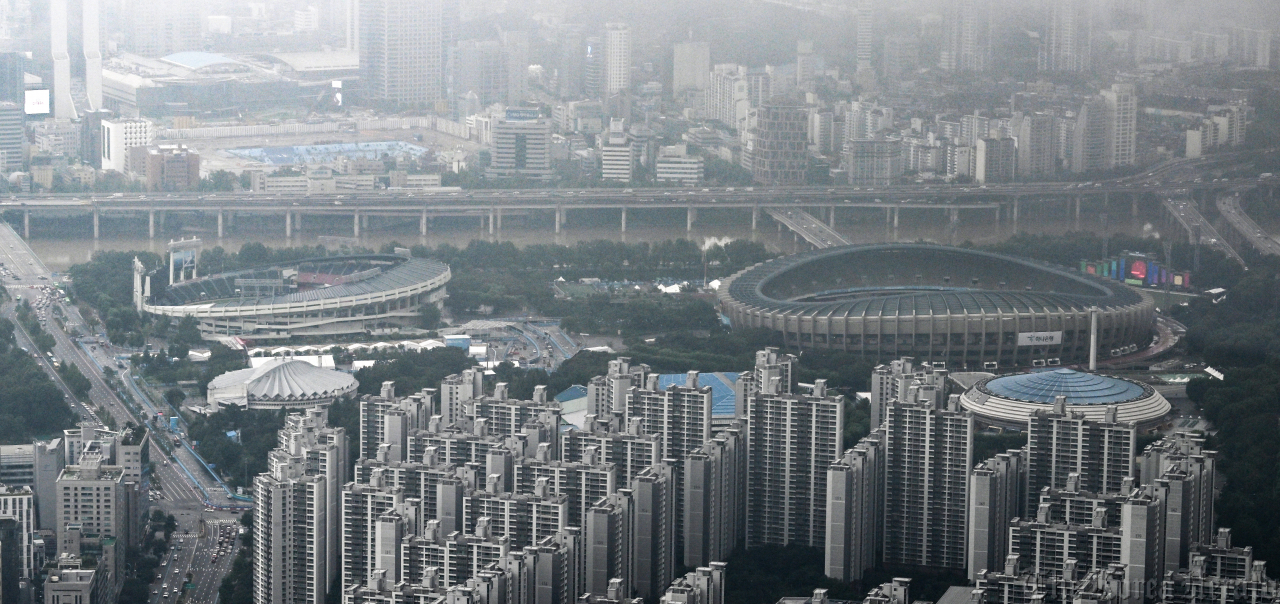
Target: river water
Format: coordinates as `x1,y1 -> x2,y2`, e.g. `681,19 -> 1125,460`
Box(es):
21,203 -> 1158,272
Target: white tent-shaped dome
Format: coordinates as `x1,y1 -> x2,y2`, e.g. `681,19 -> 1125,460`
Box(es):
207,358 -> 358,411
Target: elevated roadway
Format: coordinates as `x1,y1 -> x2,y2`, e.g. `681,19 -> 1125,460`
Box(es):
1162,194 -> 1246,267
764,208 -> 851,248
1215,189 -> 1280,256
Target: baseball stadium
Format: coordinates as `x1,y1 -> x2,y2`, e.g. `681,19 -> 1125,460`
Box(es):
134,254 -> 450,341
717,244 -> 1156,369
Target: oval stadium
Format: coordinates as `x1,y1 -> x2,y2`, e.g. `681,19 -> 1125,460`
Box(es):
959,368 -> 1171,430
134,254 -> 449,341
717,244 -> 1155,369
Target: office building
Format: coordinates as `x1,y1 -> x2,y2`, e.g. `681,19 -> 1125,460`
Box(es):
881,36 -> 919,81
749,98 -> 809,185
975,137 -> 1016,184
583,36 -> 605,99
359,0 -> 458,107
744,379 -> 842,548
451,40 -> 509,107
824,431 -> 883,582
0,53 -> 25,105
1101,84 -> 1137,169
0,102 -> 23,173
604,23 -> 631,96
672,42 -> 710,97
655,145 -> 704,184
55,451 -> 136,551
34,439 -> 65,531
486,109 -> 554,181
844,137 -> 903,186
1025,400 -> 1136,512
881,393 -> 972,570
557,25 -> 586,99
967,449 -> 1026,581
1040,0 -> 1092,72
99,119 -> 153,174
600,118 -> 636,182
683,426 -> 745,569
253,408 -> 348,604
129,144 -> 200,190
44,564 -> 107,604
0,484 -> 35,595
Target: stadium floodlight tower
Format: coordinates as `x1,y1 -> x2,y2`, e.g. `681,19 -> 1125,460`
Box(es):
1089,306 -> 1099,371
168,238 -> 203,284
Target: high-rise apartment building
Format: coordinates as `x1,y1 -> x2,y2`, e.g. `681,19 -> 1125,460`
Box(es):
1071,97 -> 1108,174
1229,26 -> 1272,69
704,65 -> 750,131
672,41 -> 710,97
975,137 -> 1016,184
253,408 -> 349,604
968,449 -> 1026,581
1139,433 -> 1216,572
1013,113 -> 1056,180
603,23 -> 631,96
744,379 -> 842,548
1101,84 -> 1137,169
881,394 -> 972,570
0,102 -> 24,172
359,0 -> 458,106
683,425 -> 745,569
868,358 -> 947,433
844,137 -> 904,186
1025,400 -> 1135,513
749,98 -> 810,185
824,431 -> 884,582
1040,0 -> 1092,72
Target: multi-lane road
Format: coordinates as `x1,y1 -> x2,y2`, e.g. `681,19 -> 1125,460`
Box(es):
0,222 -> 247,604
1216,189 -> 1280,256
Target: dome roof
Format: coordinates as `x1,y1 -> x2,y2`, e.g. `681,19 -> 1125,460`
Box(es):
983,368 -> 1146,405
209,359 -> 357,402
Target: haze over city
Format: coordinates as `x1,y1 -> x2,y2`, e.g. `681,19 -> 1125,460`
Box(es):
0,2 -> 1277,604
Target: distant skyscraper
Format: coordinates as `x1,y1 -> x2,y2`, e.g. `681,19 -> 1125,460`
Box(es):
126,0 -> 200,57
705,64 -> 749,131
1071,97 -> 1108,173
1040,0 -> 1092,72
881,393 -> 972,570
603,23 -> 631,96
360,0 -> 458,107
941,0 -> 991,71
0,103 -> 24,172
557,25 -> 586,99
749,98 -> 809,185
583,36 -> 604,99
672,41 -> 711,97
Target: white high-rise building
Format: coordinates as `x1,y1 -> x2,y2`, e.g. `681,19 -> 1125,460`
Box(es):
704,64 -> 750,131
824,431 -> 883,582
486,109 -> 554,181
604,23 -> 632,96
1014,112 -> 1056,180
1101,83 -> 1137,169
968,449 -> 1026,581
744,378 -> 843,548
100,119 -> 154,174
868,357 -> 947,432
941,0 -> 991,72
253,408 -> 349,604
881,393 -> 972,570
600,118 -> 636,182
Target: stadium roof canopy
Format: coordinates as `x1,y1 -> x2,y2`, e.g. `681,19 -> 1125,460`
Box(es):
984,369 -> 1146,405
162,51 -> 241,71
208,358 -> 357,403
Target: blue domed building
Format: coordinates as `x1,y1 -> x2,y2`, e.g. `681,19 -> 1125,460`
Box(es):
959,368 -> 1170,430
